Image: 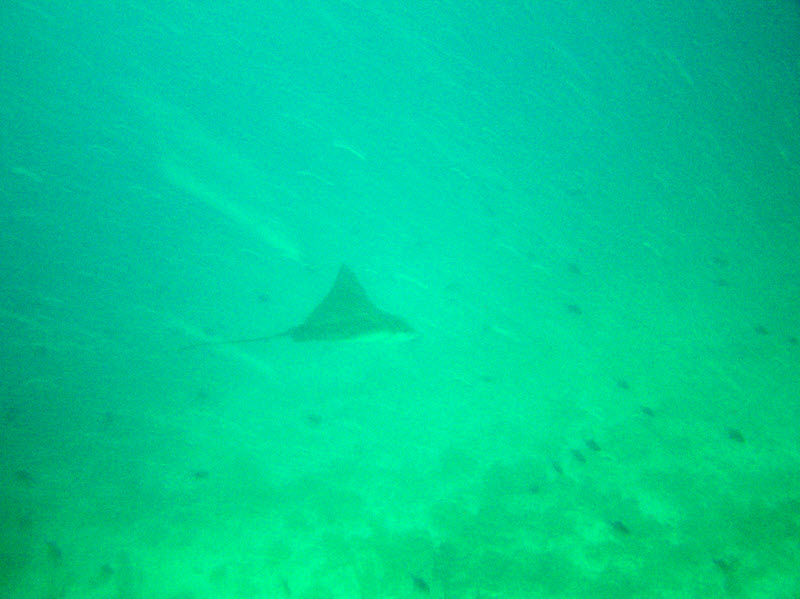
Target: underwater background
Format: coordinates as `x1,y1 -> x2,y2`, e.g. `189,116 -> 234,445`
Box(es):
2,1 -> 799,597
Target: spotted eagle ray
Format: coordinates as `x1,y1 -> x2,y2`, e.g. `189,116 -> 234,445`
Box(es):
182,265 -> 413,350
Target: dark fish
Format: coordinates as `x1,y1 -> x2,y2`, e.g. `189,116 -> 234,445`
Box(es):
565,304 -> 582,315
727,428 -> 745,443
713,557 -> 738,571
712,255 -> 729,268
90,564 -> 114,587
610,521 -> 630,535
46,541 -> 63,565
411,576 -> 430,593
305,414 -> 322,428
14,470 -> 34,485
584,438 -> 601,452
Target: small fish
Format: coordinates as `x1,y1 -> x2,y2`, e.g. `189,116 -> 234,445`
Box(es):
565,304 -> 583,315
411,576 -> 430,593
610,520 -> 630,535
727,428 -> 745,443
305,414 -> 322,428
90,564 -> 114,587
14,470 -> 34,485
584,438 -> 601,452
46,541 -> 63,565
712,255 -> 729,268
713,557 -> 738,571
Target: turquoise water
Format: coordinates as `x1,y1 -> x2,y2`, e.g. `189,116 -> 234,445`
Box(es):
2,1 -> 799,597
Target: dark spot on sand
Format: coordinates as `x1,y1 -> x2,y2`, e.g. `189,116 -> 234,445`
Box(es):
640,405 -> 655,417
754,325 -> 769,336
571,449 -> 586,464
192,470 -> 210,480
616,378 -> 630,390
567,263 -> 582,275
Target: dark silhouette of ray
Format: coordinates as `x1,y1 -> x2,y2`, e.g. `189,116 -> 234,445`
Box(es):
181,265 -> 413,350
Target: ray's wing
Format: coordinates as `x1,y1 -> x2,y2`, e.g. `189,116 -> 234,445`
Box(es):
181,264 -> 413,348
